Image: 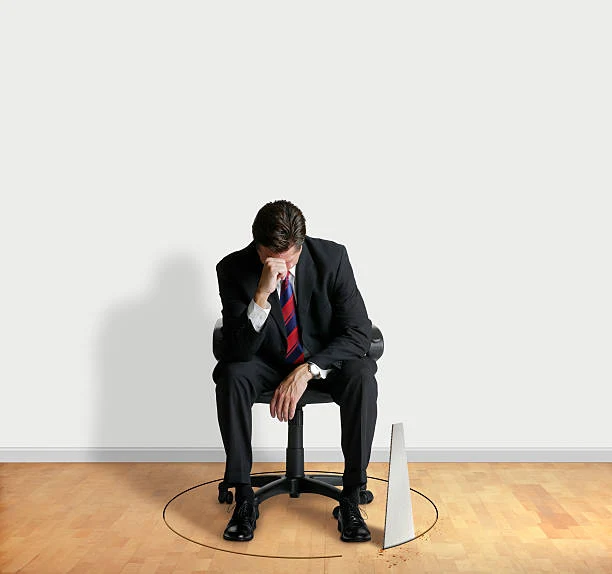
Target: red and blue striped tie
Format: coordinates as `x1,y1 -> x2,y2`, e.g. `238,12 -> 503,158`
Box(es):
280,274 -> 305,364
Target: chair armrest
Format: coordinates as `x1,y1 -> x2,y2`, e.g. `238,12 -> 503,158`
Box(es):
368,324 -> 384,361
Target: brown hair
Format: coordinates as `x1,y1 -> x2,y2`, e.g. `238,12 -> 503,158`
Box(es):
252,200 -> 306,252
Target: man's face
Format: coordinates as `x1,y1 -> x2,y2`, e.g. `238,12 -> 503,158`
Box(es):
256,244 -> 302,271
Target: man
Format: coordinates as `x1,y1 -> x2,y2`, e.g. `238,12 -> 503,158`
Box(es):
213,200 -> 378,542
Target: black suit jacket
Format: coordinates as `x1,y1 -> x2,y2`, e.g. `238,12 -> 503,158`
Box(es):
215,236 -> 372,370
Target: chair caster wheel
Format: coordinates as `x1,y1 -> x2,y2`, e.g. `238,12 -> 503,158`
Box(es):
217,483 -> 233,504
359,489 -> 374,504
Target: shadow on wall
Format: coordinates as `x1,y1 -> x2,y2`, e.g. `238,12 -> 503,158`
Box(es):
92,253 -> 219,459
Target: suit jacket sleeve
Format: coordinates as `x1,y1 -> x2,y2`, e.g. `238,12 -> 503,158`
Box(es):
216,260 -> 266,362
307,246 -> 371,369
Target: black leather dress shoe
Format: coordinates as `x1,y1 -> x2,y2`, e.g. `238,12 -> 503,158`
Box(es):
223,499 -> 259,541
335,496 -> 371,542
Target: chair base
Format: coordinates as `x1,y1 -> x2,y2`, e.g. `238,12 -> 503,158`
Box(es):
218,474 -> 374,506
252,473 -> 344,505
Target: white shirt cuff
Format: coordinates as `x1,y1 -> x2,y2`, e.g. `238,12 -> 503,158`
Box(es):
247,298 -> 270,333
319,366 -> 331,379
308,362 -> 332,379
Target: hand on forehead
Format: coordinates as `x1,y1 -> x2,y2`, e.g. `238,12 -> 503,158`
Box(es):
257,244 -> 302,269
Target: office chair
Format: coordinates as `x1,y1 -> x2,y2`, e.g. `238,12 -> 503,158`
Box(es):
213,318 -> 384,508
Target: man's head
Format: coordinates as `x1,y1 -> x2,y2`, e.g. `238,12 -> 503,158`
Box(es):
252,200 -> 306,268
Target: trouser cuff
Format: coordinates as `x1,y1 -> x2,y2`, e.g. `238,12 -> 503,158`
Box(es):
223,474 -> 252,487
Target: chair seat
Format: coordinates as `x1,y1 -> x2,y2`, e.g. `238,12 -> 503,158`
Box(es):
256,387 -> 334,407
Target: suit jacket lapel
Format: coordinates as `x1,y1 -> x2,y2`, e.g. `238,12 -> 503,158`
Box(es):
296,240 -> 314,332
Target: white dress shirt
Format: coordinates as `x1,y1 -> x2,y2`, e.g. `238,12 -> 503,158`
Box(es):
246,265 -> 331,379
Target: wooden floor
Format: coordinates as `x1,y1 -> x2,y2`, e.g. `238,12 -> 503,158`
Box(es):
1,462 -> 610,573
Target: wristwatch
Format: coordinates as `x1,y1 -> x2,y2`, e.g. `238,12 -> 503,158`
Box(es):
307,362 -> 322,379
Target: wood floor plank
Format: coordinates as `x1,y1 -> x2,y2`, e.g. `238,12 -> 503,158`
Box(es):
1,462 -> 611,573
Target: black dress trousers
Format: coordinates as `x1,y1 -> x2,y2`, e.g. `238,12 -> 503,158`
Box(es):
213,355 -> 378,489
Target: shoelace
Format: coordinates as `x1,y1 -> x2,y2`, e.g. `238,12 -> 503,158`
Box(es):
341,498 -> 368,522
226,499 -> 255,518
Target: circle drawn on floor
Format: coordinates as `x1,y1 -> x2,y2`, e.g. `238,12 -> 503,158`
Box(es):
163,471 -> 438,559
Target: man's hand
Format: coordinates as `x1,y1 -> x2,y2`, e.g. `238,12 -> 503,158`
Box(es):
254,257 -> 287,308
270,363 -> 313,422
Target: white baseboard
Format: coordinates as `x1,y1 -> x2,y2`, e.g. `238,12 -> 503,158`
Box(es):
1,447 -> 610,463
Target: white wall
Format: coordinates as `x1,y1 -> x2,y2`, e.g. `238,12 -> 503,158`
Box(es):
1,1 -> 610,460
